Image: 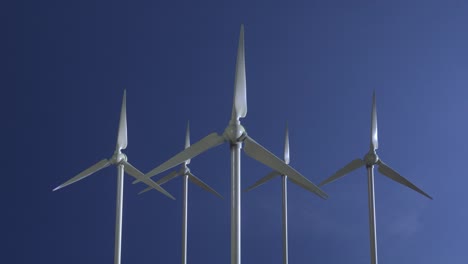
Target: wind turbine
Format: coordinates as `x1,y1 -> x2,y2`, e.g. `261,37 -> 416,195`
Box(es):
135,25 -> 328,264
244,123 -> 298,264
137,121 -> 223,264
53,90 -> 175,264
319,91 -> 432,264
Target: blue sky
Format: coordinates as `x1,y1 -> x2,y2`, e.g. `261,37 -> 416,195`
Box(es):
4,0 -> 468,263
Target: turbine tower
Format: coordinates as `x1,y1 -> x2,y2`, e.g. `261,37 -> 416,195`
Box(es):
136,25 -> 328,264
136,121 -> 223,264
319,91 -> 432,264
53,90 -> 175,264
245,123 -> 299,264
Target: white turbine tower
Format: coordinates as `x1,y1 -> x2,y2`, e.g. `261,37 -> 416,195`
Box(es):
319,91 -> 432,264
135,25 -> 328,264
244,123 -> 296,264
136,121 -> 223,264
53,90 -> 175,264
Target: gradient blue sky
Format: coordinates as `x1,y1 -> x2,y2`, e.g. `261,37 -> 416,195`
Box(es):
4,0 -> 468,263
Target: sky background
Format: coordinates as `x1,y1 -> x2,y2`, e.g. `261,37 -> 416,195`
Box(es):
4,0 -> 468,263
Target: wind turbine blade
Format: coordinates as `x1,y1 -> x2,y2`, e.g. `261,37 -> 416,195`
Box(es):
231,24 -> 247,121
141,132 -> 226,182
245,170 -> 281,192
319,159 -> 365,186
156,171 -> 180,185
288,176 -> 302,187
370,91 -> 378,150
132,166 -> 180,186
116,90 -> 128,150
135,179 -> 175,199
243,136 -> 328,199
377,160 -> 432,199
284,123 -> 290,164
138,186 -> 152,195
53,159 -> 110,191
188,172 -> 223,199
185,120 -> 191,164
123,161 -> 175,200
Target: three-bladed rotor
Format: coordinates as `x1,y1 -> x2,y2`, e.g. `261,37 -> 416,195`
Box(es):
319,91 -> 432,198
138,25 -> 327,199
53,90 -> 174,200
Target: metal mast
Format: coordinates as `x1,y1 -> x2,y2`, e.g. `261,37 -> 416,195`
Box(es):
141,25 -> 327,264
53,90 -> 175,264
320,91 -> 432,264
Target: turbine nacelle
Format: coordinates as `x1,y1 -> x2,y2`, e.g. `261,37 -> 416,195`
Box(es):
223,120 -> 246,143
364,150 -> 379,166
180,164 -> 190,175
111,151 -> 128,165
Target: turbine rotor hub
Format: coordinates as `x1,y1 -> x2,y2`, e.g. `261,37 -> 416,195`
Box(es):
364,151 -> 379,166
111,152 -> 127,165
223,121 -> 246,143
182,165 -> 190,175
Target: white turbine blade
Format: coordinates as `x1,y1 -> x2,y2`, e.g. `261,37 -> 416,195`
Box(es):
188,172 -> 223,199
133,169 -> 179,185
245,170 -> 281,192
140,132 -> 226,182
137,176 -> 178,196
377,160 -> 432,200
132,169 -> 180,186
185,120 -> 191,164
284,123 -> 290,164
156,171 -> 180,185
288,176 -> 301,187
137,171 -> 180,195
244,136 -> 328,199
116,90 -> 128,150
123,161 -> 175,200
231,24 -> 247,121
319,158 -> 365,187
53,159 -> 110,191
370,91 -> 378,150
138,186 -> 152,195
